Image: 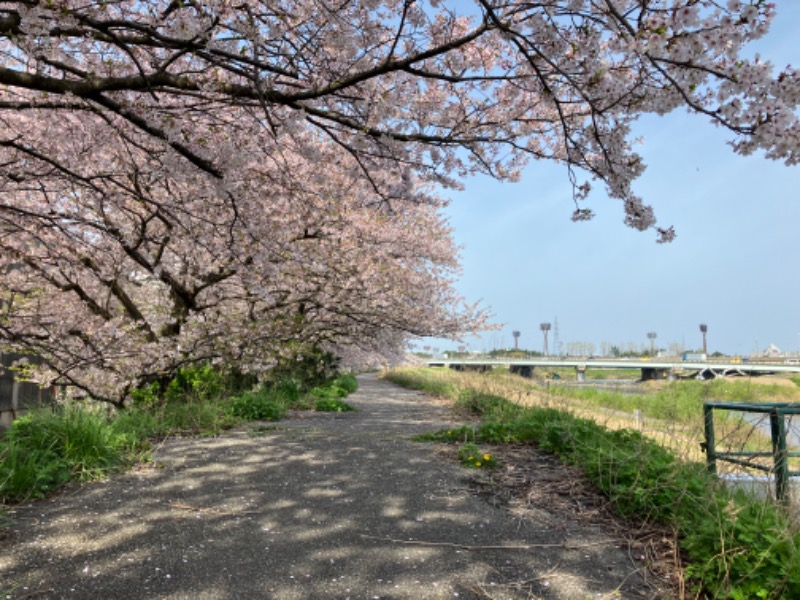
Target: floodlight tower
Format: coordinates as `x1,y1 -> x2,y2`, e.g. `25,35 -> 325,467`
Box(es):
540,322 -> 551,356
512,330 -> 520,351
553,317 -> 560,357
699,324 -> 708,354
647,332 -> 657,356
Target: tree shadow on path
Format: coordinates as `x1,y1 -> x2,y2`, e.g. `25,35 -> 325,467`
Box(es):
0,374 -> 668,599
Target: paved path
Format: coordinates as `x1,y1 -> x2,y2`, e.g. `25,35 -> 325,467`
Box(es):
1,374 -> 661,599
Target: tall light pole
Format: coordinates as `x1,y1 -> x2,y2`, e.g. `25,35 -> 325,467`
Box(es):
699,324 -> 708,354
647,332 -> 657,356
512,330 -> 520,351
553,317 -> 560,357
540,322 -> 551,356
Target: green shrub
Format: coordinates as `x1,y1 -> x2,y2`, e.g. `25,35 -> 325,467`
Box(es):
314,397 -> 355,412
128,365 -> 258,408
228,390 -> 287,421
333,373 -> 359,394
129,381 -> 163,408
164,364 -> 228,403
475,420 -> 519,444
273,379 -> 302,403
309,384 -> 348,399
262,344 -> 340,391
682,493 -> 800,598
455,389 -> 516,418
307,379 -> 356,412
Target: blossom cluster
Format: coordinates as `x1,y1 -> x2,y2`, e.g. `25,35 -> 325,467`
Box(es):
0,0 -> 796,402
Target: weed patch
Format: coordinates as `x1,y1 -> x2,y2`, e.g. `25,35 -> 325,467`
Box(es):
313,397 -> 356,412
308,379 -> 357,412
456,443 -> 498,469
393,367 -> 800,598
333,374 -> 359,394
455,389 -> 517,418
0,407 -> 132,502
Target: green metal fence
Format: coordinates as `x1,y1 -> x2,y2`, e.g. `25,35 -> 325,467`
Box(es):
703,401 -> 800,504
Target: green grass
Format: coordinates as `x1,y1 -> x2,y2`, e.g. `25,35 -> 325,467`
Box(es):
383,367 -> 461,398
456,442 -> 498,469
0,407 -> 133,503
313,397 -> 356,412
542,367 -> 641,381
333,373 -> 359,394
585,368 -> 642,381
394,367 -> 800,599
454,388 -> 520,418
227,389 -> 288,421
308,378 -> 357,412
546,378 -> 800,425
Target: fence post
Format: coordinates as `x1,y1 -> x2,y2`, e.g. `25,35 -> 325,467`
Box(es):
769,407 -> 789,504
703,403 -> 717,475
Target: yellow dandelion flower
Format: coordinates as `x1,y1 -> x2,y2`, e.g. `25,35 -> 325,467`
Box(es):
483,454 -> 491,461
468,456 -> 474,461
475,462 -> 482,467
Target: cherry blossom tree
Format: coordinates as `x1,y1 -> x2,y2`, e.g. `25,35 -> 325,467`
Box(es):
0,109 -> 480,402
0,0 -> 797,403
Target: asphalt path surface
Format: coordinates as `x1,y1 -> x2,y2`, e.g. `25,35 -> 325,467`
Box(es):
1,374 -> 663,599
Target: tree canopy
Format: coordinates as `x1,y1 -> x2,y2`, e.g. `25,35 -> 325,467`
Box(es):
0,0 -> 797,402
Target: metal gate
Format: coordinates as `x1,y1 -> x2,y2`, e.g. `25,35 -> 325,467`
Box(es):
703,401 -> 800,505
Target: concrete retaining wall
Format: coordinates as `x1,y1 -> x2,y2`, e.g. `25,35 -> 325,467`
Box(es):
0,352 -> 54,431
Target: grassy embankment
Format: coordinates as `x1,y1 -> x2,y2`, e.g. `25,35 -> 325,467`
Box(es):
386,366 -> 800,599
0,368 -> 358,505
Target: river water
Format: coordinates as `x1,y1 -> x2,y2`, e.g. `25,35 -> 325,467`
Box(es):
736,411 -> 800,448
553,380 -> 644,394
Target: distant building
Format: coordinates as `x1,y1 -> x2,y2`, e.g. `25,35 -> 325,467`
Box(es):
761,343 -> 783,358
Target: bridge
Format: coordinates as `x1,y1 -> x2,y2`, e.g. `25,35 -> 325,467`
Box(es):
426,357 -> 800,382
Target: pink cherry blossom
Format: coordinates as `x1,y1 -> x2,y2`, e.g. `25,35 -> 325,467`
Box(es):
0,1 -> 796,402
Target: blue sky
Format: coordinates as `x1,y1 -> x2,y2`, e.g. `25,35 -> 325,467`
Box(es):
425,1 -> 800,357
